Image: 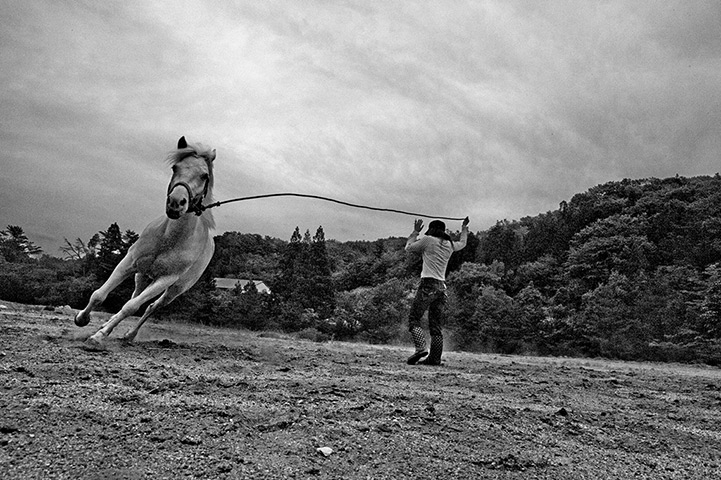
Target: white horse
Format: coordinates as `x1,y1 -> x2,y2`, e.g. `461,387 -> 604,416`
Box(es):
75,136 -> 216,347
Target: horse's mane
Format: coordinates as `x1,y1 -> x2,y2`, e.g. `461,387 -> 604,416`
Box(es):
166,142 -> 216,229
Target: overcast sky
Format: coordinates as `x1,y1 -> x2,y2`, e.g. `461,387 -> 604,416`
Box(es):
2,1 -> 720,255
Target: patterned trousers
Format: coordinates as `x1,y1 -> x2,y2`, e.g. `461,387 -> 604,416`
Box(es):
408,278 -> 447,338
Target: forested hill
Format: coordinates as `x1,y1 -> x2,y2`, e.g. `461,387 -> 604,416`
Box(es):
2,174 -> 721,363
490,174 -> 721,274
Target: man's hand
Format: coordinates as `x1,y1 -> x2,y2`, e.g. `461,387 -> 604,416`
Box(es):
414,219 -> 424,233
462,216 -> 470,228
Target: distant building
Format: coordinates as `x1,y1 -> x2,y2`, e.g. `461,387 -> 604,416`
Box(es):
213,278 -> 271,294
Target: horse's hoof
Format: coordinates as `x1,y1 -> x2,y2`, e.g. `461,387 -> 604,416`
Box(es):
121,332 -> 137,343
74,312 -> 90,327
83,334 -> 105,351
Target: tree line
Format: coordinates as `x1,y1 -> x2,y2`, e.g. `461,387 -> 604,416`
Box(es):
2,174 -> 721,364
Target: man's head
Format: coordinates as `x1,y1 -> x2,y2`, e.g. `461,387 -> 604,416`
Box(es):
426,220 -> 451,241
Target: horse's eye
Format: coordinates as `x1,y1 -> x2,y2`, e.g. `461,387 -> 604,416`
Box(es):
201,173 -> 209,180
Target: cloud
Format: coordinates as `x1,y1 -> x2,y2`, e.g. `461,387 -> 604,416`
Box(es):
1,1 -> 721,254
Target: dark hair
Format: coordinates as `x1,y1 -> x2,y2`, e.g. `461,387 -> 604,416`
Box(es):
425,220 -> 452,242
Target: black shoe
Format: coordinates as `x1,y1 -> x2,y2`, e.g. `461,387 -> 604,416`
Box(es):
418,357 -> 442,366
407,350 -> 428,365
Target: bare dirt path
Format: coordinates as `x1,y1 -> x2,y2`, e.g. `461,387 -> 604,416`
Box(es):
1,302 -> 720,479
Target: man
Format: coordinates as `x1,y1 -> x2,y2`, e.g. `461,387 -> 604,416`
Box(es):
405,217 -> 469,365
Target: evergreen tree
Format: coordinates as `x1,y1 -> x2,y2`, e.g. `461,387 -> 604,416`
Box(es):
85,223 -> 138,311
309,226 -> 335,319
272,226 -> 309,330
273,227 -> 303,299
274,226 -> 336,330
94,223 -> 138,280
0,225 -> 42,262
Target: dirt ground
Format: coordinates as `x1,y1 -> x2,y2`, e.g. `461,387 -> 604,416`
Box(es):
1,302 -> 720,479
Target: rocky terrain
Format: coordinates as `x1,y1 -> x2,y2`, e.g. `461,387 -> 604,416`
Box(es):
1,302 -> 720,479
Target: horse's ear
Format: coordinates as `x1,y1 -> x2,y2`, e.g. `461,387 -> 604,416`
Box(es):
209,149 -> 216,162
177,136 -> 187,149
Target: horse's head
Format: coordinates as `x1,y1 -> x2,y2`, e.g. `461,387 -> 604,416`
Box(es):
166,136 -> 216,219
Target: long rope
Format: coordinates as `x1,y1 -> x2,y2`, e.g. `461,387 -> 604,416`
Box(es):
200,192 -> 466,221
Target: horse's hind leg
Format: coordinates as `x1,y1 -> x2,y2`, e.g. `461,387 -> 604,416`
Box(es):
85,276 -> 177,347
74,256 -> 135,327
122,288 -> 181,342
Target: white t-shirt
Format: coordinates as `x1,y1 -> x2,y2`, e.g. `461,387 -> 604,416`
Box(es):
405,227 -> 468,281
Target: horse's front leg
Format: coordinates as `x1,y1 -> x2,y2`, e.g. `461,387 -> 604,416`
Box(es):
85,276 -> 177,348
131,273 -> 152,299
74,255 -> 135,327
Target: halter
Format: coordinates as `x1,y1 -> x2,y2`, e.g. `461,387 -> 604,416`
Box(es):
166,157 -> 210,216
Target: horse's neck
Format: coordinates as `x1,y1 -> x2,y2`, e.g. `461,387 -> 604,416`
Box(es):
161,212 -> 213,241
